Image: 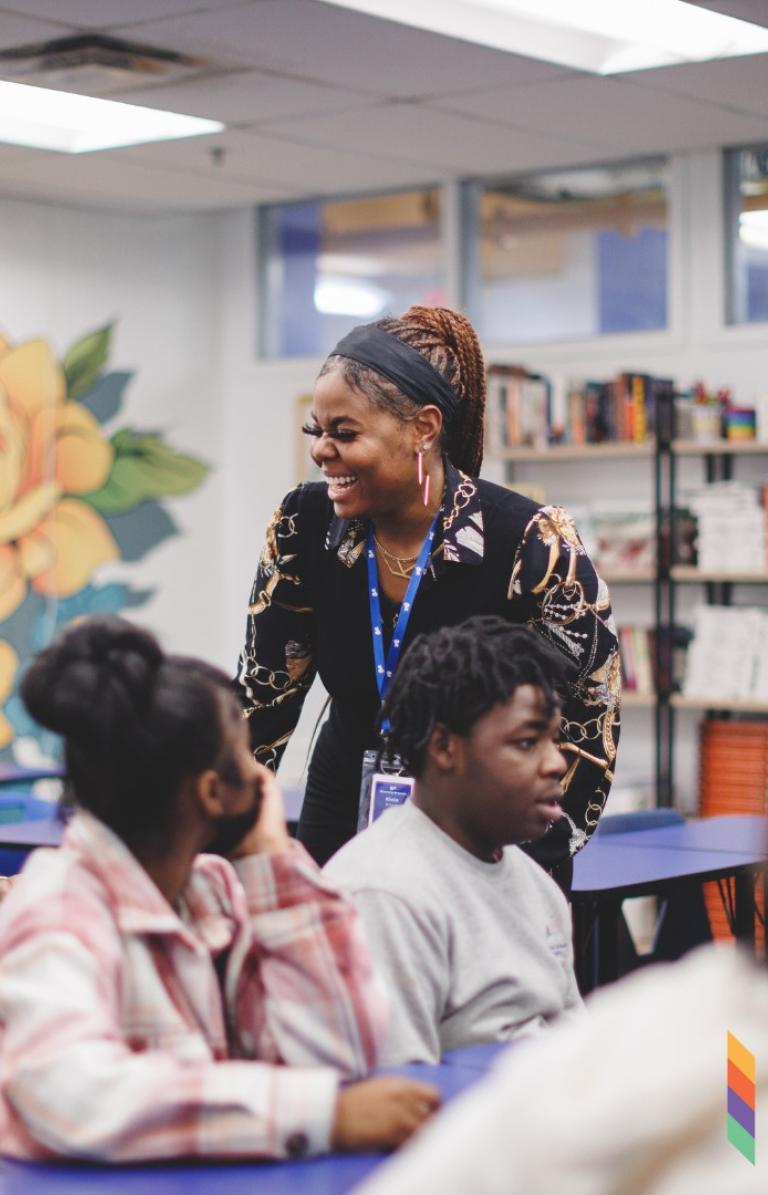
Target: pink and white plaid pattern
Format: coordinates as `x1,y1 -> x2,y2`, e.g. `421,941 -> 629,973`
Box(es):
0,811 -> 387,1162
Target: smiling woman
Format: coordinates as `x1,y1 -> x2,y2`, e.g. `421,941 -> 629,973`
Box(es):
235,305 -> 621,890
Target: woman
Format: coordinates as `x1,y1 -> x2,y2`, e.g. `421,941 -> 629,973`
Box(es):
0,615 -> 438,1162
236,306 -> 621,888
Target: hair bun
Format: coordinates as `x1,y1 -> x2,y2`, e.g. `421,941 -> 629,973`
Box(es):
20,615 -> 162,740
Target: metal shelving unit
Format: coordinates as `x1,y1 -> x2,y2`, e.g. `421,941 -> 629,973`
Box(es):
491,394 -> 768,809
656,404 -> 768,804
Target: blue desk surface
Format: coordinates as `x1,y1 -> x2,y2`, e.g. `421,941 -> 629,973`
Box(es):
0,820 -> 64,849
573,835 -> 764,898
0,1056 -> 498,1195
600,814 -> 767,856
0,763 -> 63,787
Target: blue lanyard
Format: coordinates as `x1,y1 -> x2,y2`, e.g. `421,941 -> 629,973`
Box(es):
366,510 -> 441,721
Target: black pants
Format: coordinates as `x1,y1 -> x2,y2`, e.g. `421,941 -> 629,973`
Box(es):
296,717 -> 365,866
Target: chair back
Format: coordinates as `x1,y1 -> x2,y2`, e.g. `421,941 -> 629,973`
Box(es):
595,808 -> 684,836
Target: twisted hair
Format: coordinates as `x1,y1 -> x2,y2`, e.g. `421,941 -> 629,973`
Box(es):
381,617 -> 567,778
21,615 -> 241,841
320,305 -> 486,475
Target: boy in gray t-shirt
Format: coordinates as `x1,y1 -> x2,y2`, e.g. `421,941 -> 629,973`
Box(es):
324,617 -> 584,1066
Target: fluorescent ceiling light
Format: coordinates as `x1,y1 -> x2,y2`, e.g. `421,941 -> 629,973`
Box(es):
322,0 -> 768,73
314,278 -> 388,316
739,210 -> 768,251
0,80 -> 223,153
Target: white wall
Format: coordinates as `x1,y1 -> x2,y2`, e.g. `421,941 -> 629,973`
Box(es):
0,195 -> 227,662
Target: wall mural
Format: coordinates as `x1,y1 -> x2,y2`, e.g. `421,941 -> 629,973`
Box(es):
0,323 -> 208,767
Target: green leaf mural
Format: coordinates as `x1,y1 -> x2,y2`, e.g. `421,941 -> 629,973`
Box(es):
78,370 -> 133,425
82,430 -> 209,515
62,323 -> 114,399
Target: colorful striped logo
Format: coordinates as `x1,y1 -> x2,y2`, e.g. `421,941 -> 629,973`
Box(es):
728,1032 -> 755,1165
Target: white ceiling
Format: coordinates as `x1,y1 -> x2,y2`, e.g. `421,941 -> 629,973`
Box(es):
0,0 -> 766,213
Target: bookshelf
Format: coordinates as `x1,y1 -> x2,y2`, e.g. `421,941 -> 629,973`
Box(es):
671,695 -> 768,714
486,364 -> 768,813
497,443 -> 654,463
602,569 -> 656,584
656,422 -> 768,806
671,566 -> 768,582
672,439 -> 768,457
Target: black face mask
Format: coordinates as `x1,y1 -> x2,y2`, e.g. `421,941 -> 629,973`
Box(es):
205,776 -> 262,858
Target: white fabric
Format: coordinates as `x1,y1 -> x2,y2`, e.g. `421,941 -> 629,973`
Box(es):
354,944 -> 768,1195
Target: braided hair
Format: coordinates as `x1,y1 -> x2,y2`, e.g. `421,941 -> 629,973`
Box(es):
21,615 -> 242,841
319,305 -> 486,475
381,616 -> 567,778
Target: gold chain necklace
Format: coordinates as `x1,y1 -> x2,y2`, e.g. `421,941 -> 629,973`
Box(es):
373,533 -> 419,580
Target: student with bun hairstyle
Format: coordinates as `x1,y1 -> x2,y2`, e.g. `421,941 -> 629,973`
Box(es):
0,616 -> 438,1163
237,306 -> 621,889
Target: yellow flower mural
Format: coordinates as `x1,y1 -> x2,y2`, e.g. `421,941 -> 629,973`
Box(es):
0,640 -> 18,750
0,323 -> 208,762
0,337 -> 118,621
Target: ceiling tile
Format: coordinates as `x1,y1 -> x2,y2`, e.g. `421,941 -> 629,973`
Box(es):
624,55 -> 768,117
109,69 -> 373,124
0,1 -> 241,29
0,9 -> 73,48
115,126 -> 437,195
431,76 -> 768,155
0,147 -> 299,211
111,0 -> 572,99
686,0 -> 768,27
257,102 -> 604,175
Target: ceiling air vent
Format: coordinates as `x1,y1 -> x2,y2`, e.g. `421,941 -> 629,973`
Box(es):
0,34 -> 209,96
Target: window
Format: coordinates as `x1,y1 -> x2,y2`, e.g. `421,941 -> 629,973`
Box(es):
463,159 -> 669,346
725,145 -> 768,326
260,189 -> 443,358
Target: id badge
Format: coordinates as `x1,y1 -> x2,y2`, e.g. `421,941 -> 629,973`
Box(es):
357,748 -> 414,831
368,773 -> 414,825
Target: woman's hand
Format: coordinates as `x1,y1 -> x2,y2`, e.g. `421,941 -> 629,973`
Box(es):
331,1077 -> 440,1152
229,762 -> 292,858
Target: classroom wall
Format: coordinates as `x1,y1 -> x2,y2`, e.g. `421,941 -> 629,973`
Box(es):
1,147 -> 766,800
235,149 -> 768,801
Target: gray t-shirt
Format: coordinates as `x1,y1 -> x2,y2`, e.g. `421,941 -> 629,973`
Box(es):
324,801 -> 583,1065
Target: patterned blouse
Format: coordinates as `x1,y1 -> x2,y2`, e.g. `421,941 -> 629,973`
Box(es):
237,461 -> 621,868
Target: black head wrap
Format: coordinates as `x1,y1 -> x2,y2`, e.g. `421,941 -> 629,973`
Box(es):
331,324 -> 459,426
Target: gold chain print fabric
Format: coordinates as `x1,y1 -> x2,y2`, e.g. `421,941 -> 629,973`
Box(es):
237,501 -> 316,767
509,505 -> 621,854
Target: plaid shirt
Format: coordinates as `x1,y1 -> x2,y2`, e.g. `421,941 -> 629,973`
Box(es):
0,811 -> 387,1162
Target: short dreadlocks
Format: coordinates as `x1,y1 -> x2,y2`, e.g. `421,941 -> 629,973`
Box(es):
381,616 -> 567,778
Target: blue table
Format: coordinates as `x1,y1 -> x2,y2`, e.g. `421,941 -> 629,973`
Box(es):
572,815 -> 767,991
0,820 -> 64,852
0,763 -> 63,787
600,814 -> 767,856
0,1056 -> 493,1195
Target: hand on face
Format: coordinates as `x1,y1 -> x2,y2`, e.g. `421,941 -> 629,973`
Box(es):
227,762 -> 291,858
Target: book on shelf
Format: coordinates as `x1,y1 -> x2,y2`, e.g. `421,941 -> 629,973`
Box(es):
682,605 -> 768,703
681,481 -> 768,574
618,626 -> 655,696
592,505 -> 655,574
486,366 -> 673,449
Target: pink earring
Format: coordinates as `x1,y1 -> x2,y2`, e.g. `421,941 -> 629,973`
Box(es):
417,446 -> 430,506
